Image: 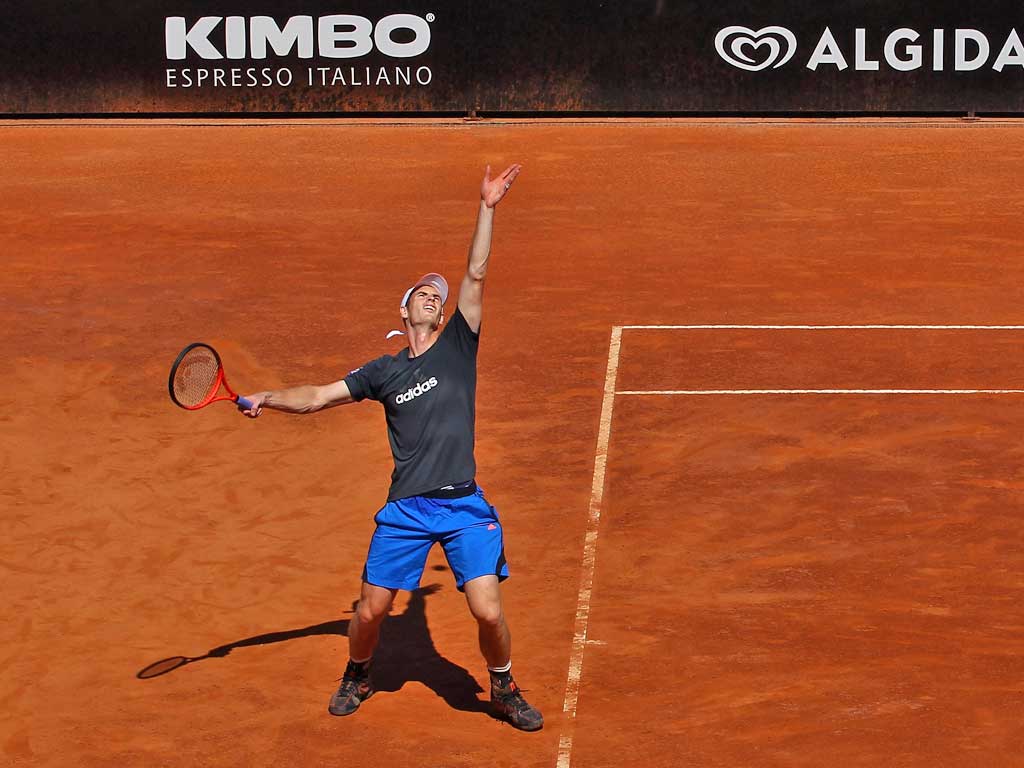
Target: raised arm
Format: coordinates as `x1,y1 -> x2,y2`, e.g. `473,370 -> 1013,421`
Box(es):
458,163 -> 522,333
240,378 -> 354,418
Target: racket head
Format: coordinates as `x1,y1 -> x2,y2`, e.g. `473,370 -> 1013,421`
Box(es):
168,342 -> 225,410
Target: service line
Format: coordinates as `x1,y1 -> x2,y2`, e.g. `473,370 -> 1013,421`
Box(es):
622,324 -> 1024,330
618,389 -> 1024,395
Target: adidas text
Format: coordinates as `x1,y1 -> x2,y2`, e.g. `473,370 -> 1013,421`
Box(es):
395,377 -> 438,404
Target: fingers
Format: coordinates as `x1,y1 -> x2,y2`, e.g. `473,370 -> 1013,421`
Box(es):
500,163 -> 522,181
498,164 -> 522,195
241,394 -> 263,418
485,163 -> 522,185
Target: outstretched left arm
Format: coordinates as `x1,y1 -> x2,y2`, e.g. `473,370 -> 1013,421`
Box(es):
458,163 -> 522,333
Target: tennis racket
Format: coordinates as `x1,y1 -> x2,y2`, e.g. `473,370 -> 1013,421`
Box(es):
168,342 -> 254,411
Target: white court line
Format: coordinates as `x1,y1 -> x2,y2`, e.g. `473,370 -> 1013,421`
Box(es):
619,327 -> 1024,397
618,389 -> 1024,395
622,324 -> 1024,330
556,326 -> 622,768
555,322 -> 1024,768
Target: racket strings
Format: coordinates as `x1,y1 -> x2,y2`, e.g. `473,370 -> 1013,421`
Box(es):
172,346 -> 221,407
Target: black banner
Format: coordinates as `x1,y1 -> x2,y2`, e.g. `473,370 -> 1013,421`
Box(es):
2,1 -> 1023,114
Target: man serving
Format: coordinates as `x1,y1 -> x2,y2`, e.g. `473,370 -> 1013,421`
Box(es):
241,164 -> 542,731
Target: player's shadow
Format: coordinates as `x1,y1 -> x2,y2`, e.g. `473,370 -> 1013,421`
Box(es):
136,580 -> 487,714
372,583 -> 487,713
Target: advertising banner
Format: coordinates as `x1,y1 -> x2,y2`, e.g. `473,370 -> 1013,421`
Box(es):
1,0 -> 471,114
2,1 -> 1023,114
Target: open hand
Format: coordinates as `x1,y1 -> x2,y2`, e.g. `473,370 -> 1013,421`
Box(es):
481,163 -> 522,208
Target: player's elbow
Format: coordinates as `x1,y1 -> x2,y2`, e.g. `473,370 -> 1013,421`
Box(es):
299,386 -> 330,413
307,387 -> 331,411
308,383 -> 351,411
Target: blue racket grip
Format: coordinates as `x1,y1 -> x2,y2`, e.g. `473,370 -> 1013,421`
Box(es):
236,396 -> 255,411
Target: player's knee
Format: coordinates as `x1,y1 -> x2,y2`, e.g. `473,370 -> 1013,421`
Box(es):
356,598 -> 391,625
471,602 -> 505,627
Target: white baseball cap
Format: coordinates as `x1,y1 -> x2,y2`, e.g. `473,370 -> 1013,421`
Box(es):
400,272 -> 449,309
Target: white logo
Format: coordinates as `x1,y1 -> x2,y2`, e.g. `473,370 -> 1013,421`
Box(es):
166,14 -> 432,60
715,26 -> 1024,73
395,376 -> 438,404
715,26 -> 797,71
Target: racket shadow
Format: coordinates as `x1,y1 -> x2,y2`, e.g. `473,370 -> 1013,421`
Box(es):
136,583 -> 488,715
136,616 -> 353,680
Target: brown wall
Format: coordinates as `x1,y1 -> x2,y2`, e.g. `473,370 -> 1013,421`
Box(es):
3,1 -> 1024,114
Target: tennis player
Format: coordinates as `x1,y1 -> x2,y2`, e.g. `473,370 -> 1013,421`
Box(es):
240,164 -> 542,731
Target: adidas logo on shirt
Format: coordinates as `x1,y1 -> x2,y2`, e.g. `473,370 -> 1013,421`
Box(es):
395,377 -> 438,404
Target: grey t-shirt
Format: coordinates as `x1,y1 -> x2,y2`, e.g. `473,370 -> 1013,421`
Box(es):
344,307 -> 478,501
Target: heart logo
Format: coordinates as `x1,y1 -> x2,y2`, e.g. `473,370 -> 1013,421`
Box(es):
715,26 -> 798,71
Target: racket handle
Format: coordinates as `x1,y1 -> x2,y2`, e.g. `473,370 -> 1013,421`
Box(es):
235,396 -> 254,411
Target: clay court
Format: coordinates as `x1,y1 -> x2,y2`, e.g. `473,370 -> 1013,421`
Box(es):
4,119 -> 1024,767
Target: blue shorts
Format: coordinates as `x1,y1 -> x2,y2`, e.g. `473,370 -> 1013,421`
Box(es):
362,486 -> 509,592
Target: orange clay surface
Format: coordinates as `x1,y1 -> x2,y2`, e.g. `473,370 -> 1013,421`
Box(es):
3,119 -> 1024,767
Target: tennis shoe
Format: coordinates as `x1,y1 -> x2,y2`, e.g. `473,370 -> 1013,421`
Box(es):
490,677 -> 543,731
328,662 -> 374,717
